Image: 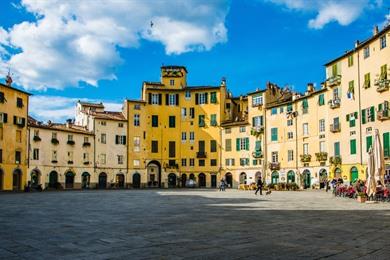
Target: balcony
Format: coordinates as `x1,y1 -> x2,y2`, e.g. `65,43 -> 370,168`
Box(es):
83,142 -> 91,147
330,124 -> 340,133
68,160 -> 74,165
51,138 -> 59,145
33,135 -> 41,142
67,140 -> 75,145
326,75 -> 341,87
196,152 -> 207,158
328,98 -> 341,109
375,78 -> 389,92
83,161 -> 90,165
164,163 -> 179,169
252,150 -> 263,158
315,152 -> 328,162
250,127 -> 264,138
51,160 -> 58,164
377,109 -> 390,121
268,162 -> 280,170
330,156 -> 342,165
300,154 -> 312,163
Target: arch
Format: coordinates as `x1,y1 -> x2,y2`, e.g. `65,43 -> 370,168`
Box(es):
211,174 -> 217,188
30,169 -> 41,187
181,174 -> 187,188
198,173 -> 206,187
302,169 -> 311,189
271,171 -> 279,184
334,168 -> 342,179
0,168 -> 3,191
48,171 -> 58,189
239,172 -> 247,184
168,173 -> 177,188
319,169 -> 327,189
225,172 -> 233,188
81,172 -> 90,189
13,168 -> 22,191
147,160 -> 161,188
189,173 -> 195,180
287,170 -> 295,183
98,172 -> 107,189
350,166 -> 359,183
65,171 -> 75,189
132,173 -> 141,188
116,173 -> 125,188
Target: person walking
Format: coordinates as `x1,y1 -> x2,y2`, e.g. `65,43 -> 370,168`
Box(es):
255,177 -> 263,195
219,179 -> 226,191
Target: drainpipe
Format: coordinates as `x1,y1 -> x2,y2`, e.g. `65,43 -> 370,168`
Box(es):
356,49 -> 363,167
295,102 -> 299,187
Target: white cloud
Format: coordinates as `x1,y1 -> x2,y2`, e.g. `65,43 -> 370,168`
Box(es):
29,95 -> 123,122
0,0 -> 229,90
266,0 -> 381,29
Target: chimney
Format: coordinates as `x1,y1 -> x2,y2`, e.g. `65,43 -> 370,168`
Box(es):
66,118 -> 72,128
307,83 -> 314,93
355,40 -> 360,48
220,77 -> 226,87
373,25 -> 379,36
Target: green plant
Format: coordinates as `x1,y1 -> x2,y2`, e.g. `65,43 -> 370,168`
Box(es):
357,192 -> 366,198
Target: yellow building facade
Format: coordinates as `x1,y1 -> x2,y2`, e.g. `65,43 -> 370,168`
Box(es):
0,81 -> 30,191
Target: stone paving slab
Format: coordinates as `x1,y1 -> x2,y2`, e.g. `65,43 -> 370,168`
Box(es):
1,189 -> 390,259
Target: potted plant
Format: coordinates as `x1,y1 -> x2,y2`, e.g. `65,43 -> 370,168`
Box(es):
357,192 -> 367,203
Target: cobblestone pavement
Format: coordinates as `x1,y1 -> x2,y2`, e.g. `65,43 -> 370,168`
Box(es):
1,189 -> 390,259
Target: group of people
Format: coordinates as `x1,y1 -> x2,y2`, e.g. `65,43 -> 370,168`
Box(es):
219,176 -> 264,195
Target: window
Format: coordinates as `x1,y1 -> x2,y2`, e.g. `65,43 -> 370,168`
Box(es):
272,152 -> 278,163
255,140 -> 261,151
118,122 -> 124,128
225,128 -> 231,134
198,115 -> 205,127
116,135 -> 127,145
181,108 -> 187,119
366,136 -> 373,152
117,155 -> 124,165
15,151 -> 21,164
167,94 -> 178,106
33,149 -> 39,160
271,128 -> 278,141
331,63 -> 338,77
280,106 -> 284,113
0,112 -> 7,123
189,132 -> 195,143
210,114 -> 217,126
302,99 -> 308,114
240,158 -> 249,166
319,119 -> 325,133
52,132 -> 57,139
363,46 -> 370,59
133,159 -> 140,167
348,112 -> 357,127
151,93 -> 161,105
181,132 -> 187,143
225,139 -> 232,151
169,116 -> 176,128
196,93 -> 208,105
134,104 -> 141,110
16,130 -> 22,143
239,126 -> 246,133
303,123 -> 309,136
169,141 -> 175,157
381,64 -> 388,80
288,150 -> 294,161
0,92 -> 4,103
101,133 -> 106,144
225,158 -> 235,166
334,142 -> 340,156
210,92 -> 217,103
271,108 -> 277,115
333,87 -> 339,99
100,154 -> 106,164
287,119 -> 293,126
133,114 -> 140,126
252,116 -> 263,127
181,158 -> 187,166
384,132 -> 390,157
151,140 -> 158,153
52,150 -> 57,161
380,35 -> 387,49
303,143 -> 309,155
189,108 -> 195,119
199,159 -> 205,166
133,137 -> 140,152
287,104 -> 293,112
83,153 -> 89,162
364,73 -> 370,89
152,115 -> 158,127
16,97 -> 23,108
170,79 -> 174,86
236,138 -> 249,151
185,91 -> 191,100
33,130 -> 39,137
68,135 -> 73,142
362,106 -> 375,124
348,55 -> 353,67
210,140 -> 217,152
320,141 -> 325,152
252,94 -> 263,106
287,132 -> 293,139
350,139 -> 357,155
0,149 -> 2,163
189,158 -> 195,166
100,121 -> 106,126
210,159 -> 217,166
318,94 -> 325,106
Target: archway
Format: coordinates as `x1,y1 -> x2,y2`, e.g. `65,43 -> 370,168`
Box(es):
198,173 -> 206,187
147,160 -> 161,188
271,171 -> 279,184
334,168 -> 342,179
287,171 -> 295,183
239,172 -> 247,184
225,172 -> 233,188
65,171 -> 75,189
0,168 -> 3,191
99,172 -> 107,189
211,174 -> 217,188
48,171 -> 58,188
302,169 -> 311,189
132,173 -> 141,188
30,169 -> 41,187
319,169 -> 327,189
116,173 -> 125,188
189,173 -> 195,180
81,172 -> 90,189
13,169 -> 22,191
168,173 -> 177,188
350,167 -> 358,183
181,174 -> 187,188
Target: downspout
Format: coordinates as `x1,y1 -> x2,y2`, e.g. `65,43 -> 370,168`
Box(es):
356,49 -> 363,166
295,102 -> 299,186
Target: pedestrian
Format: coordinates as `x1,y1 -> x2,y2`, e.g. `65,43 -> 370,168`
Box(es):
255,177 -> 263,195
219,179 -> 225,191
326,180 -> 330,192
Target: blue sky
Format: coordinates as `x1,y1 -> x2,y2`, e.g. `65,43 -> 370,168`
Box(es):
0,0 -> 389,121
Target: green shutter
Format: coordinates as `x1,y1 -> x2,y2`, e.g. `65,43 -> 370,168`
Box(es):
245,138 -> 249,151
384,132 -> 390,157
334,142 -> 340,156
354,112 -> 358,119
210,92 -> 217,103
271,128 -> 278,141
255,140 -> 261,151
350,139 -> 356,155
379,103 -> 383,111
287,104 -> 292,112
236,138 -> 240,151
370,106 -> 375,121
366,136 -> 373,152
349,119 -> 355,127
318,94 -> 324,106
252,117 -> 255,126
302,99 -> 308,108
346,114 -> 350,121
362,109 -> 366,124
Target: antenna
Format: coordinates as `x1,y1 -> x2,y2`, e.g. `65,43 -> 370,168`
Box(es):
5,66 -> 13,86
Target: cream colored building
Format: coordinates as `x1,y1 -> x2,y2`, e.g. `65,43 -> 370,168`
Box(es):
28,118 -> 95,189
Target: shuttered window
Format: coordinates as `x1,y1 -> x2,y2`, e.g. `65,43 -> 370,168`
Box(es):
271,128 -> 278,141
384,132 -> 390,157
366,136 -> 372,152
350,139 -> 357,155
